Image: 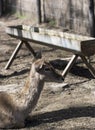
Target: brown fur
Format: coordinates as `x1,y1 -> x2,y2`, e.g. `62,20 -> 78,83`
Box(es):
0,58 -> 63,128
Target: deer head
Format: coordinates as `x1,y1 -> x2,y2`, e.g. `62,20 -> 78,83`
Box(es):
31,58 -> 64,82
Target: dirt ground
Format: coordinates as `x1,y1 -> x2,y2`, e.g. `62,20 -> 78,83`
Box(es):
0,16 -> 95,130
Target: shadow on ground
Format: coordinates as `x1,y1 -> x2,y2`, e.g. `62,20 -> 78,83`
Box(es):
0,68 -> 29,79
1,59 -> 94,79
25,105 -> 95,127
50,59 -> 94,79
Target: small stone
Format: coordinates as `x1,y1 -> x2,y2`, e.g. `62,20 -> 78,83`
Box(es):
49,83 -> 68,93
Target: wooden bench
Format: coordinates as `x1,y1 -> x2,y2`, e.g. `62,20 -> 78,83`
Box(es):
5,25 -> 95,79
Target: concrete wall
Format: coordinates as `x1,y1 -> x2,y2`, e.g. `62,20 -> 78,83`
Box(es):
7,0 -> 40,23
43,0 -> 94,36
6,0 -> 95,36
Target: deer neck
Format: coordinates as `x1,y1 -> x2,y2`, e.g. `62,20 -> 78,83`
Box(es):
21,70 -> 44,114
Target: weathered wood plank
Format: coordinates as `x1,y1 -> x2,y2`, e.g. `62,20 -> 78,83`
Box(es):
6,25 -> 95,56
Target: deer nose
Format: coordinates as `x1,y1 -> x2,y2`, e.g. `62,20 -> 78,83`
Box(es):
60,77 -> 64,81
57,76 -> 64,82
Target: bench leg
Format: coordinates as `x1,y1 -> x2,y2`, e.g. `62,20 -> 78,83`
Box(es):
24,41 -> 36,57
24,41 -> 42,59
62,54 -> 78,78
5,40 -> 42,69
80,56 -> 95,78
5,41 -> 23,69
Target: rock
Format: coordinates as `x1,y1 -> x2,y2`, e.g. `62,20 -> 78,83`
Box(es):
49,83 -> 69,93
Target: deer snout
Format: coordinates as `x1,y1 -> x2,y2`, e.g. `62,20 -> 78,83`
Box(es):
54,74 -> 64,83
58,76 -> 64,83
60,77 -> 64,81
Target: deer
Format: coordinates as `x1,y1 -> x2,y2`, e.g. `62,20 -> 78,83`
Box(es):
0,58 -> 64,129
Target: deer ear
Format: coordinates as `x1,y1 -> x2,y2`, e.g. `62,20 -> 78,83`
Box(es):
35,59 -> 45,72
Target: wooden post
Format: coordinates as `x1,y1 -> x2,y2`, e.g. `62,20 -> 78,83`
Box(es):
0,0 -> 3,16
62,54 -> 78,78
89,0 -> 95,36
24,41 -> 36,57
37,0 -> 41,24
5,41 -> 23,69
40,0 -> 46,23
5,40 -> 42,69
80,55 -> 95,78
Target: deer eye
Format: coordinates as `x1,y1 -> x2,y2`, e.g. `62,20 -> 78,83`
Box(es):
44,67 -> 50,72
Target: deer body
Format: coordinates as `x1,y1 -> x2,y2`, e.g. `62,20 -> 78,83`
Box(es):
0,59 -> 63,128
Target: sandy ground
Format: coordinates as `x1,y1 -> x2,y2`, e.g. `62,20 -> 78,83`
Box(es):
0,16 -> 95,130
